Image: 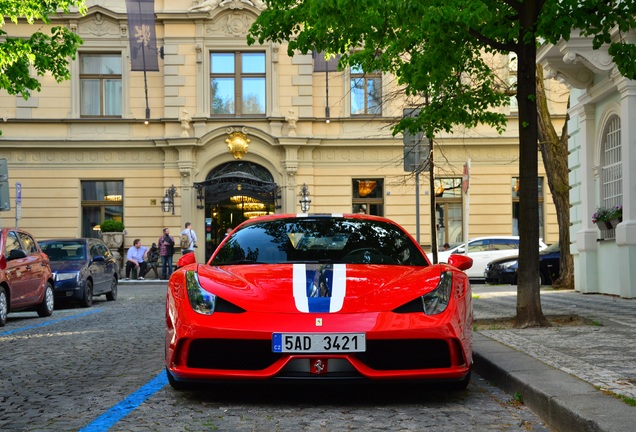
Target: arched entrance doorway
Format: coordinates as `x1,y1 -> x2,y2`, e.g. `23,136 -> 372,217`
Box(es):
194,161 -> 279,259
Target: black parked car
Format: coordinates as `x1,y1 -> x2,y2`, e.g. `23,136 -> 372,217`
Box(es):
39,238 -> 119,307
484,242 -> 560,285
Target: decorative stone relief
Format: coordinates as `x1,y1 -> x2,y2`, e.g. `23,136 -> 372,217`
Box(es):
284,163 -> 298,187
563,50 -> 614,73
272,43 -> 279,63
285,110 -> 298,137
80,12 -> 120,37
189,0 -> 265,13
225,128 -> 251,159
205,12 -> 255,37
180,109 -> 192,137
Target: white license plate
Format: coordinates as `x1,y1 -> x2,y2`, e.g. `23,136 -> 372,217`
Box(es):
272,333 -> 366,353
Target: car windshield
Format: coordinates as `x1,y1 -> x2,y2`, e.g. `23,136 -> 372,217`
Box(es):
211,217 -> 428,266
40,241 -> 86,261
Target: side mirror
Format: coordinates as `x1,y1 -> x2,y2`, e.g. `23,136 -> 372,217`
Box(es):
8,249 -> 28,261
455,247 -> 465,254
447,254 -> 473,271
176,251 -> 196,269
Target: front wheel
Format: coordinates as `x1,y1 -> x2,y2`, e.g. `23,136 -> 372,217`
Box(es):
37,282 -> 54,317
0,287 -> 8,326
80,280 -> 93,308
106,276 -> 118,301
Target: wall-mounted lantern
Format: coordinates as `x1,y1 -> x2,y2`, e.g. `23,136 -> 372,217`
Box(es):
299,183 -> 311,213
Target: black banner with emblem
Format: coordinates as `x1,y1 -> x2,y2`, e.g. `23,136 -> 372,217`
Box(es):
125,0 -> 159,72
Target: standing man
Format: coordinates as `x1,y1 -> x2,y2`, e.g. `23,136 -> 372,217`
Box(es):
125,239 -> 148,280
180,222 -> 198,255
159,227 -> 175,280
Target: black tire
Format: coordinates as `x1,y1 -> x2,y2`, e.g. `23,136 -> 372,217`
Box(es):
80,280 -> 93,308
0,287 -> 8,327
37,282 -> 54,318
106,276 -> 118,301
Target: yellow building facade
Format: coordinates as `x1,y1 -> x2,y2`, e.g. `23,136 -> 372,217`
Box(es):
0,1 -> 565,262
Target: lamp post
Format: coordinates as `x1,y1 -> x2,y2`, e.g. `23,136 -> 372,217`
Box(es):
299,183 -> 311,213
162,185 -> 177,215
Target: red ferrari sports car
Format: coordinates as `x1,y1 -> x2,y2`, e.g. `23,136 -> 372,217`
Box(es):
165,214 -> 474,389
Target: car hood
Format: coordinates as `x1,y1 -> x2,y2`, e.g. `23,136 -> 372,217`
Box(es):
49,261 -> 87,273
195,263 -> 447,314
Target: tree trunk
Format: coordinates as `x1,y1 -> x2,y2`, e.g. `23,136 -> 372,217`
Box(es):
514,7 -> 550,328
536,65 -> 574,290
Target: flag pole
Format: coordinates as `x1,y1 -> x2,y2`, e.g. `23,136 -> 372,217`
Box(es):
138,0 -> 150,120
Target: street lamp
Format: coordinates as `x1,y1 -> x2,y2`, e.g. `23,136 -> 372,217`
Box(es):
162,185 -> 177,215
299,183 -> 311,213
195,185 -> 205,209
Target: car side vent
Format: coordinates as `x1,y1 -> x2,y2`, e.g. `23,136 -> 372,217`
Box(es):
392,298 -> 422,314
216,297 -> 246,313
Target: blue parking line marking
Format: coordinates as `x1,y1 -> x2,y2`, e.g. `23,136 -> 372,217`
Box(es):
0,309 -> 102,336
79,371 -> 168,432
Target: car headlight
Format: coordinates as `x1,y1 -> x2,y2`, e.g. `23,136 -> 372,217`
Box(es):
56,273 -> 78,282
502,260 -> 518,270
421,271 -> 452,315
186,271 -> 216,315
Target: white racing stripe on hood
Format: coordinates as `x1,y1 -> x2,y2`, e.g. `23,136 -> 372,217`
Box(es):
293,264 -> 309,312
292,263 -> 347,313
329,264 -> 346,312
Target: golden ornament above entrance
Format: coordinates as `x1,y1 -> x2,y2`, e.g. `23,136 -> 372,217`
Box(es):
226,131 -> 251,159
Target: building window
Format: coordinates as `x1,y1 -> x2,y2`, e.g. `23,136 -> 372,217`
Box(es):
80,54 -> 122,117
600,114 -> 622,239
210,52 -> 266,116
601,115 -> 622,209
435,178 -> 463,246
507,52 -> 518,113
352,179 -> 384,216
81,181 -> 124,238
512,177 -> 544,240
350,65 -> 382,115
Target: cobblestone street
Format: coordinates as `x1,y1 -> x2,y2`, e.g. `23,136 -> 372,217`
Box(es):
0,283 -> 552,431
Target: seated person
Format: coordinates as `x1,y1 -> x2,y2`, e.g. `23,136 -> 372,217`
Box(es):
125,239 -> 148,280
145,243 -> 160,279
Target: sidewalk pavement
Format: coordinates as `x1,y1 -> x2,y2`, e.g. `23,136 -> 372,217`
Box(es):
472,284 -> 636,432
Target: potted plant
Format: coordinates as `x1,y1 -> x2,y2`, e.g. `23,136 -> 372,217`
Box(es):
608,204 -> 623,228
592,207 -> 616,230
99,220 -> 126,250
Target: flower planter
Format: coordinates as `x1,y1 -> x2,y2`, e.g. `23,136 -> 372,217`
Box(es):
610,217 -> 622,229
595,221 -> 612,231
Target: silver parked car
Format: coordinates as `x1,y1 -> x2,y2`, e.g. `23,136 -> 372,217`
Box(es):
433,236 -> 547,281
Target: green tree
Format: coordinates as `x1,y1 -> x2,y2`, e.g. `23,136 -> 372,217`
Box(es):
249,0 -> 636,327
0,1 -> 86,100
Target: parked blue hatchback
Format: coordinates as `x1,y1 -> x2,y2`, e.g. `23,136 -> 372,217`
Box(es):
39,238 -> 119,307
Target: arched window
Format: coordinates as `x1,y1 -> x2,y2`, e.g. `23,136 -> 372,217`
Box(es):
601,115 -> 622,210
599,114 -> 622,239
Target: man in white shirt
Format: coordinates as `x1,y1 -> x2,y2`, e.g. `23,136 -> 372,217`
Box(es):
125,238 -> 148,280
180,222 -> 198,254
